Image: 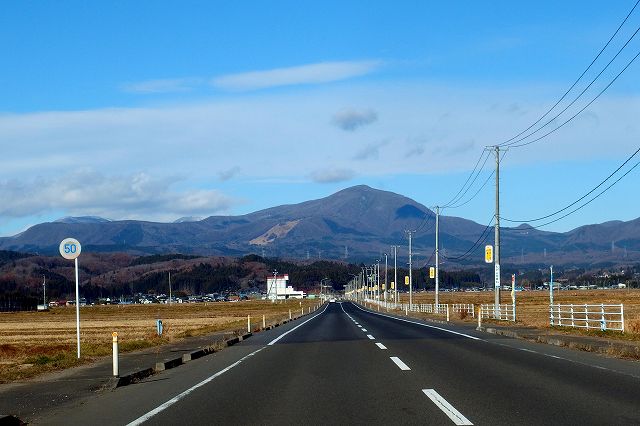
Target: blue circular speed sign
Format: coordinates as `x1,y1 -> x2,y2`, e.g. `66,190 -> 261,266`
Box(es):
59,238 -> 82,260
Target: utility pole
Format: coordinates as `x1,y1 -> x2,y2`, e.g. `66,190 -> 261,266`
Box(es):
393,245 -> 398,307
493,145 -> 504,309
169,271 -> 172,305
384,253 -> 388,308
375,262 -> 380,302
42,275 -> 46,307
407,230 -> 414,310
435,206 -> 440,308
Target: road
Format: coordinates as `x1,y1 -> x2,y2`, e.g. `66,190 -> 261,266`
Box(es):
38,302 -> 640,425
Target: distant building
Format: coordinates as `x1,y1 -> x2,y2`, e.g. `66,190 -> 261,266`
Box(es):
266,274 -> 305,299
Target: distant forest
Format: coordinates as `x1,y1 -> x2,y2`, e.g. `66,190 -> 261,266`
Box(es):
2,250 -> 638,311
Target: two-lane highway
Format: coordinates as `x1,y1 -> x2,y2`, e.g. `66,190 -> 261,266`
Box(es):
37,302 -> 640,425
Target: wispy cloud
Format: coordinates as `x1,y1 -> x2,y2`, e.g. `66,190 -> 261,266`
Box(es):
332,108 -> 378,131
309,168 -> 355,183
211,60 -> 382,91
353,140 -> 388,161
0,171 -> 235,221
218,166 -> 241,181
121,78 -> 203,94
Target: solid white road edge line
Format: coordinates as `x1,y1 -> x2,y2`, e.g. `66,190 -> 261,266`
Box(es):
350,302 -> 480,340
422,389 -> 473,425
126,347 -> 266,426
390,356 -> 411,371
375,342 -> 387,350
367,334 -> 375,340
268,303 -> 330,345
128,303 -> 331,424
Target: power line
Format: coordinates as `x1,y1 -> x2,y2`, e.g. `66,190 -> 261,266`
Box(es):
445,150 -> 508,209
501,145 -> 640,223
441,150 -> 491,208
503,159 -> 640,230
505,25 -> 640,148
498,0 -> 640,147
441,216 -> 495,261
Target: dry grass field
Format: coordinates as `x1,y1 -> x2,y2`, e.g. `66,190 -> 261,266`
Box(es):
0,299 -> 318,383
393,289 -> 640,335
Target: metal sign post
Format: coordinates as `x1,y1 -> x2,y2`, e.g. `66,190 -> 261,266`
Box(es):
59,238 -> 82,358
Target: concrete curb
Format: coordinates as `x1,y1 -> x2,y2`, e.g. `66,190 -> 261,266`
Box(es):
112,312 -> 311,388
480,325 -> 640,359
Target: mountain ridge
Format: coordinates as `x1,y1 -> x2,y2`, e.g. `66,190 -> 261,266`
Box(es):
1,185 -> 639,265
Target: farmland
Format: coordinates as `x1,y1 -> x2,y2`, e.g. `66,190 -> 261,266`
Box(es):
0,299 -> 318,383
395,288 -> 640,334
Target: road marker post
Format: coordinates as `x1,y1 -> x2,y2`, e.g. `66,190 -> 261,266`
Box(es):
59,238 -> 82,358
477,307 -> 482,330
247,315 -> 251,332
289,309 -> 292,320
262,315 -> 266,329
447,306 -> 450,322
301,308 -> 303,316
112,332 -> 119,377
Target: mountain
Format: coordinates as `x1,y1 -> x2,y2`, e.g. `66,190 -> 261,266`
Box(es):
1,185 -> 639,266
54,216 -> 111,224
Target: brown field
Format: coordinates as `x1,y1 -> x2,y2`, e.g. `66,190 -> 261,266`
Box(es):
393,289 -> 640,335
0,299 -> 319,383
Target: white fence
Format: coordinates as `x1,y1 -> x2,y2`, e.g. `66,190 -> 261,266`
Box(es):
452,303 -> 475,318
550,303 -> 625,332
481,303 -> 515,321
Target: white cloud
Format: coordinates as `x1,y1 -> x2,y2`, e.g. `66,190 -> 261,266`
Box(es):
0,171 -> 235,221
332,108 -> 378,131
121,78 -> 203,94
211,60 -> 382,91
309,168 -> 355,183
1,81 -> 638,234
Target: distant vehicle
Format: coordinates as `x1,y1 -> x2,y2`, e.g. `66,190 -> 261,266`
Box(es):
329,298 -> 336,303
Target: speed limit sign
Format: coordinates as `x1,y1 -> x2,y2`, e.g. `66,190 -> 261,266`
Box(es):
59,238 -> 82,260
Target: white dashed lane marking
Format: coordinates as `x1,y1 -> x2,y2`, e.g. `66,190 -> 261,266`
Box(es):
390,356 -> 411,371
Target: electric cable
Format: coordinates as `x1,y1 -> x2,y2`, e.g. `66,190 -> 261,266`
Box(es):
501,145 -> 640,223
498,0 -> 639,147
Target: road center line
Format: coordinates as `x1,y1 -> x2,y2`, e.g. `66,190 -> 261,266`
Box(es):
375,342 -> 387,350
422,389 -> 473,425
361,329 -> 368,332
351,302 -> 480,340
390,356 -> 411,371
367,334 -> 375,340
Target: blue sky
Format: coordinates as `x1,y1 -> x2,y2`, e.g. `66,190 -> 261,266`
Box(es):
1,1 -> 639,237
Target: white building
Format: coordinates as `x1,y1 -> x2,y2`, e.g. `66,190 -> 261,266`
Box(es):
266,274 -> 305,300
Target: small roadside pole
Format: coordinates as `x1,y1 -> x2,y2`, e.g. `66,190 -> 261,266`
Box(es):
247,315 -> 251,333
59,238 -> 82,358
112,332 -> 119,377
262,314 -> 266,329
301,308 -> 303,316
289,309 -> 292,320
511,274 -> 516,322
446,306 -> 450,322
477,307 -> 482,330
549,266 -> 554,326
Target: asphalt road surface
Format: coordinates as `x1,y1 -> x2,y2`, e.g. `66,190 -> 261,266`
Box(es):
37,302 -> 640,425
